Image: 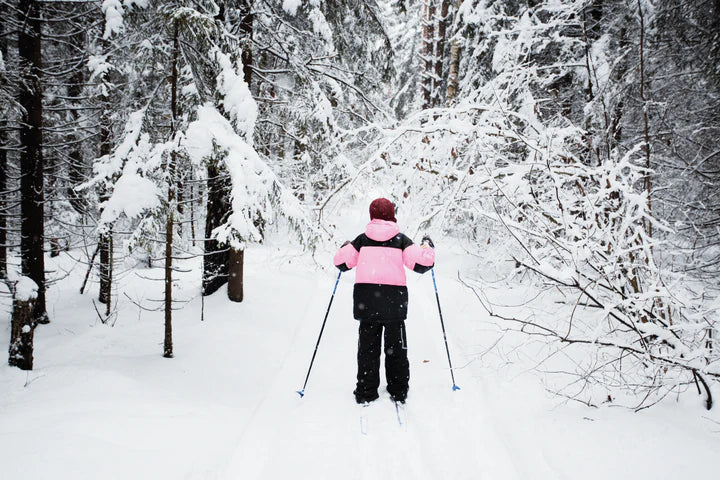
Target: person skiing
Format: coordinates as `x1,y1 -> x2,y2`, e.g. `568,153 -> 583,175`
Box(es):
333,198 -> 435,404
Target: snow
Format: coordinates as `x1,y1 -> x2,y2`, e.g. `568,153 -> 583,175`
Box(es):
87,54 -> 113,82
308,8 -> 334,46
98,166 -> 161,224
101,0 -> 150,39
214,49 -> 257,141
101,0 -> 124,39
13,276 -> 38,302
282,0 -> 302,16
184,103 -> 313,250
1,234 -> 718,479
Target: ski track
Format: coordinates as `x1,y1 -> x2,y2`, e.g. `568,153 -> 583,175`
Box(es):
222,271 -> 525,480
5,249 -> 717,478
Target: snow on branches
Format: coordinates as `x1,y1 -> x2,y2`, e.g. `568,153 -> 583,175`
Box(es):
184,103 -> 313,250
327,0 -> 718,410
101,0 -> 149,40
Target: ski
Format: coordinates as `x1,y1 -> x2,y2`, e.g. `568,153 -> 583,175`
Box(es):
394,400 -> 407,430
359,403 -> 370,435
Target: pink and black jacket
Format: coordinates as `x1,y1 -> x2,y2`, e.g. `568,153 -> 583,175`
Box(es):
334,219 -> 436,321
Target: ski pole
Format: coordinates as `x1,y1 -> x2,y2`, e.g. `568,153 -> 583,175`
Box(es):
296,270 -> 342,398
431,268 -> 460,391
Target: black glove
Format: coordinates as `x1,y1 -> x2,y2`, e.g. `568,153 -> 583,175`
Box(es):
341,240 -> 351,247
421,235 -> 434,248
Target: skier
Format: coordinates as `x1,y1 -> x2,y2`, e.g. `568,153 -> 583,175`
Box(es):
334,198 -> 435,404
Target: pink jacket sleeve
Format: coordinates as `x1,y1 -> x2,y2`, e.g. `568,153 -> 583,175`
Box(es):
403,244 -> 435,273
334,243 -> 359,271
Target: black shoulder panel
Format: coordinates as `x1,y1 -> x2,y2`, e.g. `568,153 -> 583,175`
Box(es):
351,234 -> 365,251
398,233 -> 414,250
353,233 -> 408,250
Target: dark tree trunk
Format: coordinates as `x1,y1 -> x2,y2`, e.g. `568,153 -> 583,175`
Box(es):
164,23 -> 180,359
98,230 -> 112,316
98,125 -> 112,308
0,11 -> 8,280
239,0 -> 254,86
0,152 -> 6,281
0,128 -> 7,281
190,174 -> 196,247
164,187 -> 174,357
9,293 -> 35,370
225,0 -> 254,303
18,0 -> 47,324
202,160 -> 230,296
228,248 -> 244,303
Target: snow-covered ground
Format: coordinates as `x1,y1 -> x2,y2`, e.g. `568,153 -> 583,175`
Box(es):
1,238 -> 718,479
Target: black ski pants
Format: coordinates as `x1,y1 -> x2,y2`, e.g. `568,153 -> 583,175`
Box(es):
355,319 -> 409,402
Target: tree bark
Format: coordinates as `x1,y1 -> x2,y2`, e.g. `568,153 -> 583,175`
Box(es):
0,11 -> 8,280
164,22 -> 180,359
98,125 -> 113,308
239,0 -> 254,86
433,0 -> 450,107
225,0 -> 254,303
202,160 -> 230,296
421,0 -> 436,109
98,228 -> 112,306
228,248 -> 244,303
0,126 -> 7,280
18,0 -> 47,324
9,296 -> 35,370
446,0 -> 465,105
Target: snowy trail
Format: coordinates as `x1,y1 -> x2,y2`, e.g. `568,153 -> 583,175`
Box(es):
222,267 -> 527,480
2,247 -> 719,479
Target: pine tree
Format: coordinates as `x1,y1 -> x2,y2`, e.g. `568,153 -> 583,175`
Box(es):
17,0 -> 47,324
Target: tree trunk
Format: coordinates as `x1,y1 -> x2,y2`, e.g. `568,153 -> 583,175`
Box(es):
164,202 -> 174,358
637,0 -> 653,241
9,280 -> 37,370
0,127 -> 7,281
433,0 -> 450,107
164,22 -> 180,359
203,160 -> 230,296
190,174 -> 196,247
445,0 -> 464,105
18,0 -> 47,324
98,130 -> 113,311
0,12 -> 7,280
228,248 -> 244,303
421,0 -> 436,109
226,0 -> 254,303
239,0 -> 254,86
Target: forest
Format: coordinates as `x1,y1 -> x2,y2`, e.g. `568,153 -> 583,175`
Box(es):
1,1 -> 719,475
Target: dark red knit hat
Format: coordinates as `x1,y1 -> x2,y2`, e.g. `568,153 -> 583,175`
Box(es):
369,198 -> 396,223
